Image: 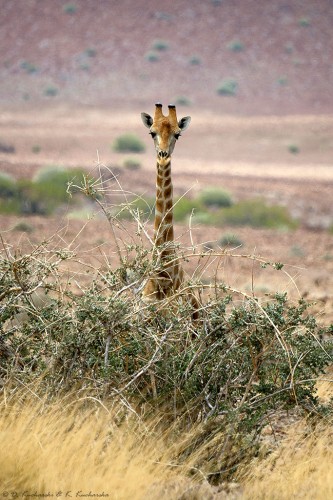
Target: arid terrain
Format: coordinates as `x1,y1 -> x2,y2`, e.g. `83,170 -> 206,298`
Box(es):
1,1 -> 333,497
1,1 -> 333,325
1,106 -> 333,322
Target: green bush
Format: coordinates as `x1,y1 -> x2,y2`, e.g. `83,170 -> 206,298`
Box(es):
192,210 -> 216,226
84,48 -> 97,57
116,196 -> 154,221
219,233 -> 243,247
123,158 -> 141,171
0,166 -> 87,216
30,166 -> 86,213
173,197 -> 201,222
0,140 -> 15,154
189,55 -> 201,65
285,43 -> 293,54
20,61 -> 38,74
199,188 -> 233,209
0,172 -> 18,197
113,134 -> 146,153
288,144 -> 300,154
227,40 -> 244,52
44,85 -> 58,97
0,198 -> 21,215
79,63 -> 90,71
0,236 -> 332,481
145,51 -> 159,62
151,39 -> 169,51
299,17 -> 310,26
174,96 -> 192,106
222,199 -> 298,229
13,221 -> 34,233
63,3 -> 77,14
217,79 -> 238,96
277,76 -> 288,86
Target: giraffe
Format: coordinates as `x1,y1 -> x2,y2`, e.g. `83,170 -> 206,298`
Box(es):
141,103 -> 199,316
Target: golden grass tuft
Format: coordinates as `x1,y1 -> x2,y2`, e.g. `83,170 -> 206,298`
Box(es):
0,394 -> 193,499
242,374 -> 333,500
0,379 -> 332,499
242,422 -> 333,499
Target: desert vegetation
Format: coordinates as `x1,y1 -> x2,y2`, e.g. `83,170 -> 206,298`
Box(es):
117,189 -> 297,231
0,166 -> 86,215
1,0 -> 333,495
0,172 -> 332,496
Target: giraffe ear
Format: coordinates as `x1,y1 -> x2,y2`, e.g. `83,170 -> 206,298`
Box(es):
141,112 -> 153,128
178,116 -> 191,131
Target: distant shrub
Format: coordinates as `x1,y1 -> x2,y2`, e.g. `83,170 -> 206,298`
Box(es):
284,43 -> 293,54
199,188 -> 233,209
84,48 -> 97,57
123,158 -> 142,171
0,198 -> 21,215
145,52 -> 159,62
63,3 -> 77,14
0,167 -> 88,216
44,86 -> 58,97
219,233 -> 243,247
15,180 -> 47,215
290,245 -> 305,257
227,40 -> 244,52
299,17 -> 310,27
32,145 -> 41,154
34,166 -> 85,199
0,140 -> 15,154
174,96 -> 192,106
217,79 -> 238,96
34,165 -> 83,185
13,221 -> 34,233
189,55 -> 201,65
222,199 -> 297,229
151,39 -> 169,51
113,134 -> 145,153
277,76 -> 288,86
117,197 -> 154,221
0,172 -> 17,197
173,197 -> 201,222
192,211 -> 216,226
20,61 -> 38,74
288,144 -> 300,154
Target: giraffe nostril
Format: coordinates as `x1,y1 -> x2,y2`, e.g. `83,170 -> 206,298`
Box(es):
159,150 -> 168,158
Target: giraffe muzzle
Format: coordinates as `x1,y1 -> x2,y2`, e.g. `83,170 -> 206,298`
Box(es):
158,150 -> 169,159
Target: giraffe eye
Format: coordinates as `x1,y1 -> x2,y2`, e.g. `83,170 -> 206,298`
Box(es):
150,131 -> 157,139
174,132 -> 181,140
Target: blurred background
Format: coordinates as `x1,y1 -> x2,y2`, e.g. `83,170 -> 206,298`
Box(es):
0,0 -> 333,319
1,0 -> 333,113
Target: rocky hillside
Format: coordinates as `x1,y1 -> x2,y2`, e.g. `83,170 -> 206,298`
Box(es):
1,0 -> 333,114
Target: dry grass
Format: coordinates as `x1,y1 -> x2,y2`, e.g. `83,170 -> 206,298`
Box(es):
242,374 -> 333,500
0,393 -> 190,499
0,373 -> 332,499
242,422 -> 333,500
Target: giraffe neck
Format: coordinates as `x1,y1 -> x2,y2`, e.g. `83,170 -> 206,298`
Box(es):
154,157 -> 174,248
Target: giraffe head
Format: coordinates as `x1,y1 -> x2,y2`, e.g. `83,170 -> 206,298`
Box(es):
141,103 -> 191,163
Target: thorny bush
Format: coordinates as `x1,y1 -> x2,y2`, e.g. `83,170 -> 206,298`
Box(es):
0,175 -> 332,479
